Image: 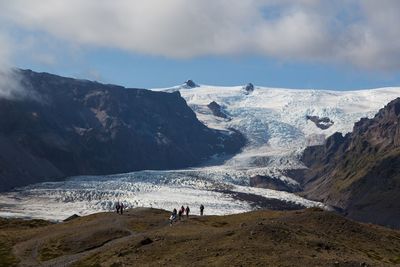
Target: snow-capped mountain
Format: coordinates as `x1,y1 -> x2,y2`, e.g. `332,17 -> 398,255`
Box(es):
0,81 -> 399,221
155,83 -> 400,178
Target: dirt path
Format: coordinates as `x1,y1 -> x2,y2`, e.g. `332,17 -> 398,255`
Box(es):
13,235 -> 46,266
12,212 -> 142,267
41,230 -> 136,267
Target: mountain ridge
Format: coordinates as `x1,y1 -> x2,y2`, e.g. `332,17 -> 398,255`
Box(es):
301,97 -> 400,228
0,69 -> 245,191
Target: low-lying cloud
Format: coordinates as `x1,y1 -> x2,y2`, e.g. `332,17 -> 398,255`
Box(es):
0,69 -> 29,100
0,0 -> 400,70
0,31 -> 33,100
0,32 -> 21,99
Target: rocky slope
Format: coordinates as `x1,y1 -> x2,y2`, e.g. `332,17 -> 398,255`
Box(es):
0,69 -> 245,191
301,97 -> 400,228
1,208 -> 400,267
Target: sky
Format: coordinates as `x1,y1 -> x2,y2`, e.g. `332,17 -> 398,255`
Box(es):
1,0 -> 400,90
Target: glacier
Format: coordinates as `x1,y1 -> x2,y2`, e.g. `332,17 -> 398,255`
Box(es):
0,85 -> 399,221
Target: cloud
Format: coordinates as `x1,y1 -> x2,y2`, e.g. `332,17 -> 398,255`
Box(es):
0,31 -> 21,99
0,0 -> 400,70
343,0 -> 400,70
0,30 -> 34,99
0,69 -> 28,100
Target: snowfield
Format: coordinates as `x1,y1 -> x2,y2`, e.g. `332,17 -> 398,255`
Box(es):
0,84 -> 399,221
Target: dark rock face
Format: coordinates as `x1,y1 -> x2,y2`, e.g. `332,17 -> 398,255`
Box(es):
182,80 -> 199,89
207,101 -> 229,119
243,83 -> 254,94
249,175 -> 300,192
301,98 -> 400,228
63,214 -> 80,222
0,69 -> 245,191
224,189 -> 306,210
306,115 -> 334,130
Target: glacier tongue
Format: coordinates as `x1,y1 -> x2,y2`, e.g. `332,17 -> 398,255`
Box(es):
177,86 -> 400,171
1,85 -> 399,220
0,170 -> 324,221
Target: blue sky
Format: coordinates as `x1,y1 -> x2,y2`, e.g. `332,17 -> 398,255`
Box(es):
14,48 -> 400,90
2,1 -> 400,90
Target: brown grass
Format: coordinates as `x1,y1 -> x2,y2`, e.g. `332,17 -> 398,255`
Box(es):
0,208 -> 400,266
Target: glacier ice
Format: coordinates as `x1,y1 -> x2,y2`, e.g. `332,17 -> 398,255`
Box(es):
0,85 -> 399,220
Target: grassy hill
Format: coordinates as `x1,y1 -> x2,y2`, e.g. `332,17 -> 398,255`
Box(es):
1,208 -> 400,266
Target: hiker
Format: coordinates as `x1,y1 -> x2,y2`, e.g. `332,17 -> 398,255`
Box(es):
170,208 -> 177,226
185,206 -> 190,218
180,205 -> 185,215
115,201 -> 120,214
200,204 -> 204,216
178,209 -> 183,220
120,202 -> 124,215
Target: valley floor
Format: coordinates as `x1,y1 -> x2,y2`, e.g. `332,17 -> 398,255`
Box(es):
1,208 -> 400,267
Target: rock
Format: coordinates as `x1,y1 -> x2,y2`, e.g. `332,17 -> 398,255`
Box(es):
63,214 -> 80,222
183,80 -> 199,88
243,83 -> 254,94
140,237 -> 153,246
306,115 -> 334,130
249,175 -> 300,192
207,101 -> 229,119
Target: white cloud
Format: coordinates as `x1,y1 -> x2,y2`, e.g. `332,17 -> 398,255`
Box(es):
0,68 -> 27,99
0,30 -> 34,99
0,31 -> 21,99
0,0 -> 400,70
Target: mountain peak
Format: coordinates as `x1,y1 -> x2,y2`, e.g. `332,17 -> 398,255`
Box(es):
182,80 -> 199,89
243,83 -> 254,94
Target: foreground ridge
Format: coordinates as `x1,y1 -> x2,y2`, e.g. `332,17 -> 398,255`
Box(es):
1,208 -> 400,266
